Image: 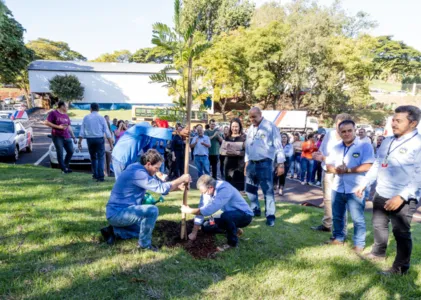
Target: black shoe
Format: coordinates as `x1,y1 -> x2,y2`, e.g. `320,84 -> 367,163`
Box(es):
138,245 -> 159,252
311,224 -> 331,232
266,215 -> 275,227
379,267 -> 408,276
62,169 -> 71,174
96,178 -> 105,182
100,226 -> 116,245
66,168 -> 73,173
92,175 -> 98,180
253,208 -> 261,217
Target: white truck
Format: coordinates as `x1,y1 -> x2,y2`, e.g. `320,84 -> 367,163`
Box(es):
0,119 -> 33,161
261,110 -> 319,133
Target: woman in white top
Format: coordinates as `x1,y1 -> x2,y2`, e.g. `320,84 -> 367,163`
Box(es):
275,133 -> 294,195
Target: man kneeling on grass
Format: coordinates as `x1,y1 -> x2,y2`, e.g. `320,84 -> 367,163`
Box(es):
101,149 -> 191,252
181,175 -> 254,250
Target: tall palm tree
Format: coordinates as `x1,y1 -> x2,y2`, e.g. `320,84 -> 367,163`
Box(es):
150,0 -> 211,239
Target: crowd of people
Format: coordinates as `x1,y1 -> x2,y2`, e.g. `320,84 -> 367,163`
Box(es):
45,102 -> 421,276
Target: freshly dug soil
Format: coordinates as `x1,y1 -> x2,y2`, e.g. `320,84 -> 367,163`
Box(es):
153,220 -> 217,259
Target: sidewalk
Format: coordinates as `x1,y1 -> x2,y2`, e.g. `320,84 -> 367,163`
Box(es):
256,178 -> 421,223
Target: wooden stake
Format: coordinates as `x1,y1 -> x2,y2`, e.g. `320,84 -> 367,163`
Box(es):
181,51 -> 194,240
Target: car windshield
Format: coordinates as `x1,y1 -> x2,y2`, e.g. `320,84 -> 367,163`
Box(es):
0,121 -> 14,133
72,125 -> 81,136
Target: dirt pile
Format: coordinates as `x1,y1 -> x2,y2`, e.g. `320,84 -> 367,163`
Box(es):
154,220 -> 217,259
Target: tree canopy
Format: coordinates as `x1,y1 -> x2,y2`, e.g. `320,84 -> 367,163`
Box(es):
92,50 -> 132,63
49,75 -> 84,103
0,2 -> 33,84
26,38 -> 86,61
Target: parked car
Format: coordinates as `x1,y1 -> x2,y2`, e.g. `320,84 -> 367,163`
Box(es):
48,120 -> 112,168
356,124 -> 374,134
0,119 -> 33,161
390,90 -> 407,96
3,98 -> 13,105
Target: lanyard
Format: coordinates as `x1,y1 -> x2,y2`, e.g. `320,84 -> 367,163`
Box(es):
385,133 -> 418,159
342,142 -> 354,163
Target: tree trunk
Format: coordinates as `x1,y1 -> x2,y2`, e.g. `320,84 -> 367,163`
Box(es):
181,40 -> 194,240
220,98 -> 227,121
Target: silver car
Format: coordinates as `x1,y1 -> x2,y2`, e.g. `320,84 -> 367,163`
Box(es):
48,120 -> 113,168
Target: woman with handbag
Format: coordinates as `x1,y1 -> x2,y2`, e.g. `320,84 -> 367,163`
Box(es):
221,118 -> 246,191
274,133 -> 293,195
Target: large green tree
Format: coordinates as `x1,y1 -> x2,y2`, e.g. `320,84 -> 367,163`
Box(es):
182,0 -> 254,40
250,1 -> 285,28
26,38 -> 86,61
49,74 -> 84,103
92,50 -> 132,63
130,47 -> 173,64
0,2 -> 34,107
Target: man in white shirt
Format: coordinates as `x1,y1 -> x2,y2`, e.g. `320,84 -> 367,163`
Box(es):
358,128 -> 372,144
356,106 -> 421,275
244,107 -> 285,227
311,113 -> 352,233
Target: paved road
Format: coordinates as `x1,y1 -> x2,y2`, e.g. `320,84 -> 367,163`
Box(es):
2,123 -> 420,221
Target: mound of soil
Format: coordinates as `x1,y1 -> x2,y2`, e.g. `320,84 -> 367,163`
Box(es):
154,220 -> 217,259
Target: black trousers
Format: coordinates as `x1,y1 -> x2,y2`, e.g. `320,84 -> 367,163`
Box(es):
209,155 -> 219,180
372,193 -> 417,271
202,210 -> 252,246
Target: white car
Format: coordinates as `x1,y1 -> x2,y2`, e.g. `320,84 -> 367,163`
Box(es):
356,124 -> 374,134
48,120 -> 112,168
0,119 -> 33,161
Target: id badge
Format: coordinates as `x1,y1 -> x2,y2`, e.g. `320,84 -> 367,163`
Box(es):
381,158 -> 388,168
209,216 -> 215,226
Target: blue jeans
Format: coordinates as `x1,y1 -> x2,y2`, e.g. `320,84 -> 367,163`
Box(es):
202,210 -> 253,246
87,138 -> 105,180
194,155 -> 210,177
245,159 -> 275,217
300,157 -> 315,183
289,153 -> 301,177
107,205 -> 159,248
52,136 -> 74,171
332,191 -> 366,247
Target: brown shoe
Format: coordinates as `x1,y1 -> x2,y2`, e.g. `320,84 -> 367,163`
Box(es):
325,239 -> 344,245
364,252 -> 386,262
237,228 -> 244,237
352,246 -> 364,253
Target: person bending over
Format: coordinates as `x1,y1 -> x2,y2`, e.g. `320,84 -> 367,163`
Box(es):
181,175 -> 253,249
102,149 -> 191,252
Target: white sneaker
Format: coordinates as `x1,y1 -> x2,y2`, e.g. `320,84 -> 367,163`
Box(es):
316,181 -> 321,186
301,181 -> 306,185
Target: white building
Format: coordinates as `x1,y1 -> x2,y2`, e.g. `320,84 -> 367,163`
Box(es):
28,60 -> 178,109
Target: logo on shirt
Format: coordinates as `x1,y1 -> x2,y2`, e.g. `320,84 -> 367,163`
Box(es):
399,147 -> 408,154
260,134 -> 266,139
352,152 -> 360,158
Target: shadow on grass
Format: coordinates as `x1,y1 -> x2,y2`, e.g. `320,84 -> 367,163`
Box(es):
2,164 -> 421,298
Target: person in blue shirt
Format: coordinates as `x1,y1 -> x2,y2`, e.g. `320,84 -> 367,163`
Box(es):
78,103 -> 114,182
244,107 -> 285,227
111,122 -> 189,180
181,175 -> 253,249
190,125 -> 211,177
102,149 -> 191,252
356,105 -> 421,275
325,120 -> 374,252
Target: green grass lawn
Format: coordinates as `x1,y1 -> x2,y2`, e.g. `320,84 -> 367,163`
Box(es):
67,109 -> 132,121
1,164 -> 420,299
370,80 -> 402,92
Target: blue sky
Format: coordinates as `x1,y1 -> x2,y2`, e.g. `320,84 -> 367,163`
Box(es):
6,0 -> 421,60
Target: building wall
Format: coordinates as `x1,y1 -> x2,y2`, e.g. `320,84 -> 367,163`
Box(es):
0,88 -> 24,100
28,70 -> 176,105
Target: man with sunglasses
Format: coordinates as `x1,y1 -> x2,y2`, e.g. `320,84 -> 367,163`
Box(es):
181,175 -> 253,249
